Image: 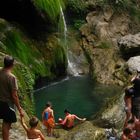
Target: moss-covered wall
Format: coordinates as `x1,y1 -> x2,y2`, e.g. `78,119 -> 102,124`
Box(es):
0,18 -> 67,115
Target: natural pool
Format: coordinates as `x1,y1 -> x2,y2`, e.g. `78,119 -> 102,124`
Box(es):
34,75 -> 122,121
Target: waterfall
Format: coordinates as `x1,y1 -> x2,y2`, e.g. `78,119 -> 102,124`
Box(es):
59,3 -> 79,76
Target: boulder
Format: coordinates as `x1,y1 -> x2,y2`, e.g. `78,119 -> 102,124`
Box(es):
118,33 -> 140,59
93,94 -> 125,130
62,121 -> 106,140
126,56 -> 140,73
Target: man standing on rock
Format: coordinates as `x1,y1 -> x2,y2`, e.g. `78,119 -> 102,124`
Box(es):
0,55 -> 24,140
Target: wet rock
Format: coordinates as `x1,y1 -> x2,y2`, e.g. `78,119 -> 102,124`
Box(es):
93,94 -> 125,130
62,121 -> 106,140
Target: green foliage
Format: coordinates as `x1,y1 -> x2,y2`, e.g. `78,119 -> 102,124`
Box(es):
4,31 -> 33,65
54,44 -> 67,65
67,0 -> 88,15
73,19 -> 86,29
13,64 -> 35,115
32,0 -> 65,21
1,29 -> 49,77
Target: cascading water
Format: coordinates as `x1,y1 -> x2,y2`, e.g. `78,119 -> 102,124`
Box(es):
59,4 -> 79,76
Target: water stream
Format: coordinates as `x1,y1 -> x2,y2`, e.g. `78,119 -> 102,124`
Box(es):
59,3 -> 79,76
34,75 -> 122,121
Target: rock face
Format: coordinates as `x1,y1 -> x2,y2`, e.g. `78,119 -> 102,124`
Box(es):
80,8 -> 131,85
93,94 -> 125,129
118,33 -> 140,59
67,29 -> 89,76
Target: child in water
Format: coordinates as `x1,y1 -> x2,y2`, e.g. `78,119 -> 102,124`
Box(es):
21,116 -> 45,140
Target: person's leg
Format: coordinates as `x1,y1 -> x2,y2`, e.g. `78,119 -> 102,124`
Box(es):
47,126 -> 51,136
50,127 -> 54,136
2,121 -> 11,140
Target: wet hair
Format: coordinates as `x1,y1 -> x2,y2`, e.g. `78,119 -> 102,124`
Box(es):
64,109 -> 70,114
123,128 -> 132,136
4,55 -> 14,68
29,116 -> 39,128
46,101 -> 52,107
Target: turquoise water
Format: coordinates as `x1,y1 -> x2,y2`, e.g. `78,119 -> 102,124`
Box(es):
34,75 -> 122,121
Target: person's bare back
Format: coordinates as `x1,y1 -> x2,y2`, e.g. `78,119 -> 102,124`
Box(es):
21,116 -> 45,140
26,128 -> 44,139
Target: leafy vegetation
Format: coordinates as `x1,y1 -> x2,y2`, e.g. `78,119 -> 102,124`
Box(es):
73,19 -> 86,29
13,64 -> 35,115
3,30 -> 48,77
67,0 -> 88,15
32,0 -> 65,21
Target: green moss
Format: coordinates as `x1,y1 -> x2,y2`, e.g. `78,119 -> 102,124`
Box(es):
1,28 -> 50,77
0,19 -> 67,115
73,19 -> 86,29
32,0 -> 65,22
98,41 -> 112,49
13,63 -> 35,115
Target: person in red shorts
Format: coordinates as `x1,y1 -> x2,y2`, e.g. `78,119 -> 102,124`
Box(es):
42,102 -> 55,137
59,109 -> 86,130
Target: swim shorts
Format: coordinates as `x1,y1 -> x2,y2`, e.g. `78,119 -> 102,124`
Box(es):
43,117 -> 55,128
0,101 -> 17,123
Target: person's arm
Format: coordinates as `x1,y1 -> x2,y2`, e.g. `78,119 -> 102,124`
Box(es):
10,76 -> 24,117
38,131 -> 45,140
74,115 -> 86,121
61,116 -> 68,125
131,72 -> 139,83
51,109 -> 54,118
20,116 -> 28,132
12,90 -> 24,117
121,134 -> 127,140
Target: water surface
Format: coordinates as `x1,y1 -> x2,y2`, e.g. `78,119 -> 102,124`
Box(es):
34,75 -> 122,121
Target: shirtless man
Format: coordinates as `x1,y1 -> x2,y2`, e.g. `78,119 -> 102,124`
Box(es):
60,109 -> 86,130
